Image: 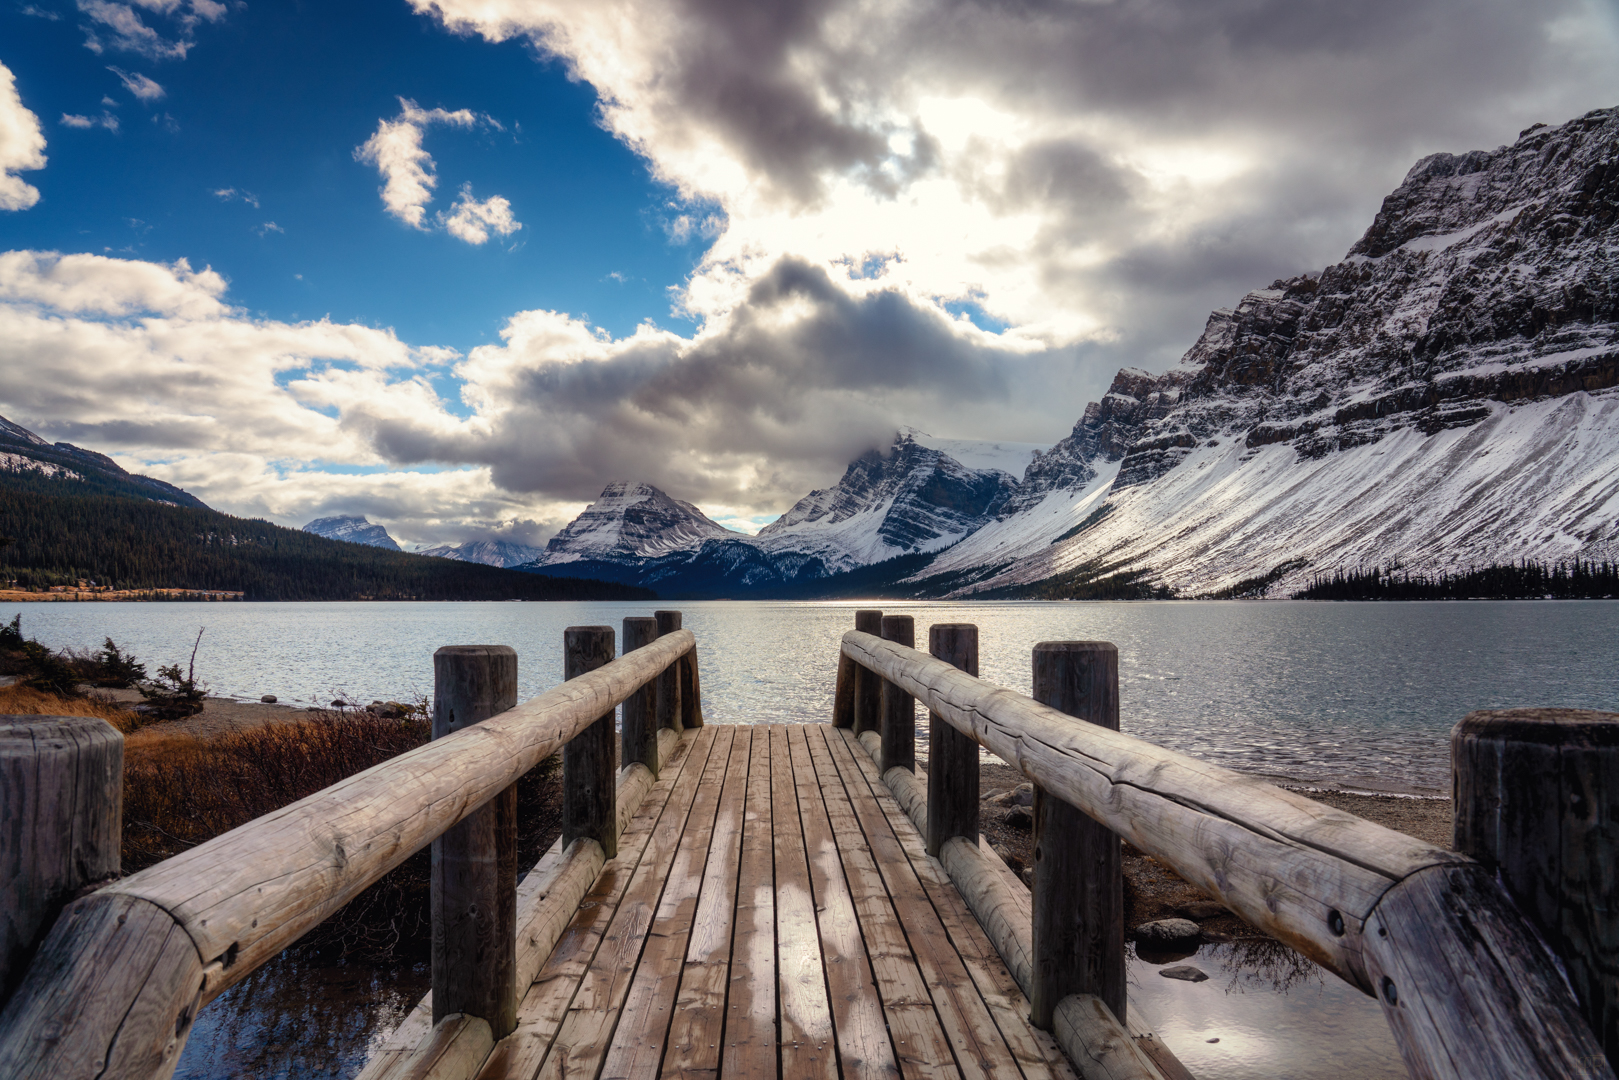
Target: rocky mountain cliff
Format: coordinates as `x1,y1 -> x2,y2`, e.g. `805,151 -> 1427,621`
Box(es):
302,515 -> 402,551
533,482 -> 740,567
925,105 -> 1619,596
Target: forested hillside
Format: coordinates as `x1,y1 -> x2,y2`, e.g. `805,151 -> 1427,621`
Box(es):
0,486 -> 654,601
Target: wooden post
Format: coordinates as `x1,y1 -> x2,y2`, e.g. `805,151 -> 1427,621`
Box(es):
1454,708 -> 1619,1067
1029,641 -> 1124,1029
926,625 -> 979,858
564,627 -> 618,859
680,643 -> 705,728
833,650 -> 857,728
879,615 -> 916,773
853,609 -> 883,735
621,617 -> 661,777
0,716 -> 122,1008
431,646 -> 518,1038
654,610 -> 683,732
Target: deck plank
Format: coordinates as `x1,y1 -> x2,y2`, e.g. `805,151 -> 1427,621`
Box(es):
530,725 -> 727,1080
770,724 -> 839,1080
802,727 -> 960,1080
661,726 -> 754,1080
835,729 -> 1081,1080
819,726 -> 1029,1080
601,726 -> 739,1080
478,728 -> 717,1080
719,725 -> 778,1080
787,725 -> 899,1080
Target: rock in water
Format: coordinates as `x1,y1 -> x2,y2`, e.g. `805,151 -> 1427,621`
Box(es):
1159,965 -> 1210,983
260,694 -> 277,703
1134,918 -> 1203,947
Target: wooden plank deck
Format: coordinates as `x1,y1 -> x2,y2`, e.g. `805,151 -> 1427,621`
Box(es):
477,722 -> 1080,1080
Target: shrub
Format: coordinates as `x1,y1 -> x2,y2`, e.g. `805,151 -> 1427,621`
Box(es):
137,629 -> 206,719
0,683 -> 144,731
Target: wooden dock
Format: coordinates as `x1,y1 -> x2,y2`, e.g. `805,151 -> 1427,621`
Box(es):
458,722 -> 1080,1080
2,609 -> 1617,1080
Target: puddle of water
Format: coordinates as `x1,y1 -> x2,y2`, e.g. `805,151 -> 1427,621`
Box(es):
1129,940 -> 1406,1080
173,949 -> 427,1080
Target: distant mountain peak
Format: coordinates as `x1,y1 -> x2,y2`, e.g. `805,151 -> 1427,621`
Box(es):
0,412 -> 210,509
302,515 -> 402,551
536,482 -> 738,565
417,537 -> 545,568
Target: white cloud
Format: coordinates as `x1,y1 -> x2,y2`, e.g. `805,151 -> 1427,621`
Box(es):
0,64 -> 46,212
255,221 -> 283,236
213,186 -> 259,208
438,185 -> 521,245
61,112 -> 120,132
354,99 -> 480,230
107,66 -> 165,101
77,0 -> 224,59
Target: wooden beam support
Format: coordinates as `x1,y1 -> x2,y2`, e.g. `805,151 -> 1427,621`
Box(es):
1454,708 -> 1619,1070
0,716 -> 122,1009
620,617 -> 661,777
926,624 -> 979,858
878,614 -> 916,773
654,611 -> 683,733
431,646 -> 519,1039
853,610 -> 883,736
563,627 -> 618,859
1030,641 -> 1125,1029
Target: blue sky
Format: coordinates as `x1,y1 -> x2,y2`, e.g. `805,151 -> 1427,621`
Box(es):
0,0 -> 1614,547
1,0 -> 709,348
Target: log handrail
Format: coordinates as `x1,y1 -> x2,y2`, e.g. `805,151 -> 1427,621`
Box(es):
839,629 -> 1614,1080
0,628 -> 699,1080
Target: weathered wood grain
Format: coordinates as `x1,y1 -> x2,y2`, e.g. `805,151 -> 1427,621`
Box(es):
432,646 -> 519,1037
621,618 -> 662,777
369,1014 -> 495,1080
474,729 -> 711,1080
822,724 -> 1026,1080
1031,642 -> 1124,1028
660,726 -> 752,1080
833,651 -> 857,728
878,615 -> 916,774
0,715 -> 122,1007
1052,995 -> 1167,1080
0,892 -> 205,1080
719,721 -> 776,1080
853,611 -> 883,736
564,628 -> 619,860
598,726 -> 736,1080
926,626 -> 979,859
1454,708 -> 1619,1068
529,726 -> 721,1080
680,646 -> 705,729
835,727 -> 1081,1080
842,631 -> 1615,1080
789,726 -> 895,1080
769,725 -> 838,1080
655,611 -> 684,733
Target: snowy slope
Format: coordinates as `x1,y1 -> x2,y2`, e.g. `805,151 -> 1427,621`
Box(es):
938,105 -> 1619,596
302,515 -> 402,551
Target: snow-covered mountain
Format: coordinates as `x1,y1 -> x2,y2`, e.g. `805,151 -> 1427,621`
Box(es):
301,515 -> 402,551
417,538 -> 545,568
532,482 -> 740,567
925,105 -> 1619,596
752,431 -> 1025,572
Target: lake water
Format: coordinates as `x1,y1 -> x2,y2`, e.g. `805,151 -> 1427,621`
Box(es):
13,598 -> 1619,793
10,599 -> 1618,1078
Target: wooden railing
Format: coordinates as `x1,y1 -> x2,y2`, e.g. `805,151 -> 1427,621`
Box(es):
833,614 -> 1616,1080
0,613 -> 704,1080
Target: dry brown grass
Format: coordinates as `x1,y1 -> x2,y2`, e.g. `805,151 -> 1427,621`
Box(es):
121,711 -> 561,960
0,683 -> 144,732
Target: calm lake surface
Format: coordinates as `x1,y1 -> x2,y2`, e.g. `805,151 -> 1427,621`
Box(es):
14,598 -> 1619,792
10,598 -> 1618,1078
